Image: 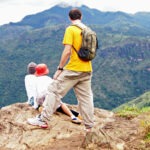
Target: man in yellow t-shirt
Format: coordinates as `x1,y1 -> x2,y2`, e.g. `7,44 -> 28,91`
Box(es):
63,25 -> 92,72
27,8 -> 94,132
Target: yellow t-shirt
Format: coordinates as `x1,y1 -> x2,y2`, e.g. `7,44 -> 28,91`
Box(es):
63,25 -> 92,72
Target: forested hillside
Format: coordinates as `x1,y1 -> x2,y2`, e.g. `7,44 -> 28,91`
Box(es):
0,4 -> 150,110
114,91 -> 150,111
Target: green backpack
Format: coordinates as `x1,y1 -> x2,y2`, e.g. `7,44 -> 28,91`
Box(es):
72,23 -> 98,61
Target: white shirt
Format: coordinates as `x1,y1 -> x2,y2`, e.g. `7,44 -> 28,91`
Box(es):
25,74 -> 53,108
36,75 -> 53,99
25,74 -> 37,104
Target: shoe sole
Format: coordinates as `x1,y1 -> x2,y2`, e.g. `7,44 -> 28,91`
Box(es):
27,120 -> 48,128
71,120 -> 82,124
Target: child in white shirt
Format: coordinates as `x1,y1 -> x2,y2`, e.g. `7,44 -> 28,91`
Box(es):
24,62 -> 38,109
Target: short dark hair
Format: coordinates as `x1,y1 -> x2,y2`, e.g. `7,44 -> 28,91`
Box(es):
69,8 -> 82,20
27,62 -> 37,74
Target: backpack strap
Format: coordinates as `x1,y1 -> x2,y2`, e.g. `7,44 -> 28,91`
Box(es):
71,22 -> 87,30
72,45 -> 78,54
70,23 -> 85,53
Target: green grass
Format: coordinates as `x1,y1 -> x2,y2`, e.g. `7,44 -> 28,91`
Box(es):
141,107 -> 150,112
116,106 -> 150,143
141,120 -> 150,143
116,105 -> 141,119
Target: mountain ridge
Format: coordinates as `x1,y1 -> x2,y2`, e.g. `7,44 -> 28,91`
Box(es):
5,5 -> 150,31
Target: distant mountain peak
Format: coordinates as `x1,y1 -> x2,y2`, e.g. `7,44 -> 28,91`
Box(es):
56,1 -> 82,8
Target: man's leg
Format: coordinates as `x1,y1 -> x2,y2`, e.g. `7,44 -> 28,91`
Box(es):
41,82 -> 62,121
74,72 -> 94,130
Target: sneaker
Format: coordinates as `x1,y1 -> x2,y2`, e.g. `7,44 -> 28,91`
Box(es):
71,117 -> 82,124
27,115 -> 48,128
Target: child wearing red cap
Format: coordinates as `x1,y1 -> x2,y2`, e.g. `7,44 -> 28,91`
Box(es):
27,63 -> 82,124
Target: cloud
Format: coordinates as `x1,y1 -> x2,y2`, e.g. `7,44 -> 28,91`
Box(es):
0,0 -> 55,25
0,0 -> 150,25
90,0 -> 150,13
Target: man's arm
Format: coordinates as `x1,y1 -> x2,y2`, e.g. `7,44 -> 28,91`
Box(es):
53,44 -> 72,80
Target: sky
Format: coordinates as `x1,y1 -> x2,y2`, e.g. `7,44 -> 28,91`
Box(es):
0,0 -> 150,26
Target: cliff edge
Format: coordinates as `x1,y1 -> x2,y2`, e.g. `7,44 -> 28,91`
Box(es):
0,103 -> 149,150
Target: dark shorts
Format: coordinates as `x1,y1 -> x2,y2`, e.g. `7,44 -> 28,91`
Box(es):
56,107 -> 79,117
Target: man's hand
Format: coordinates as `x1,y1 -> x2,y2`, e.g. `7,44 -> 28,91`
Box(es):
53,70 -> 63,80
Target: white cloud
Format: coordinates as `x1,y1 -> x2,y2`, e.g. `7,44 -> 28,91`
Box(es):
0,0 -> 150,25
0,0 -> 58,25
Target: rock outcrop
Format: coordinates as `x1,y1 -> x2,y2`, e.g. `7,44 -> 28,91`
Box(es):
0,103 -> 149,150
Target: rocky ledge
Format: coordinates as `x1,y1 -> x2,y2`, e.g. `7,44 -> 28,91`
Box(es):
0,103 -> 149,150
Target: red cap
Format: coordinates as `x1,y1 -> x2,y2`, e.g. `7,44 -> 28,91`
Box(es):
35,63 -> 49,76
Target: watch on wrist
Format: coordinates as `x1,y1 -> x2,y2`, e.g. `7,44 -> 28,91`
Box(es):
57,66 -> 63,71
